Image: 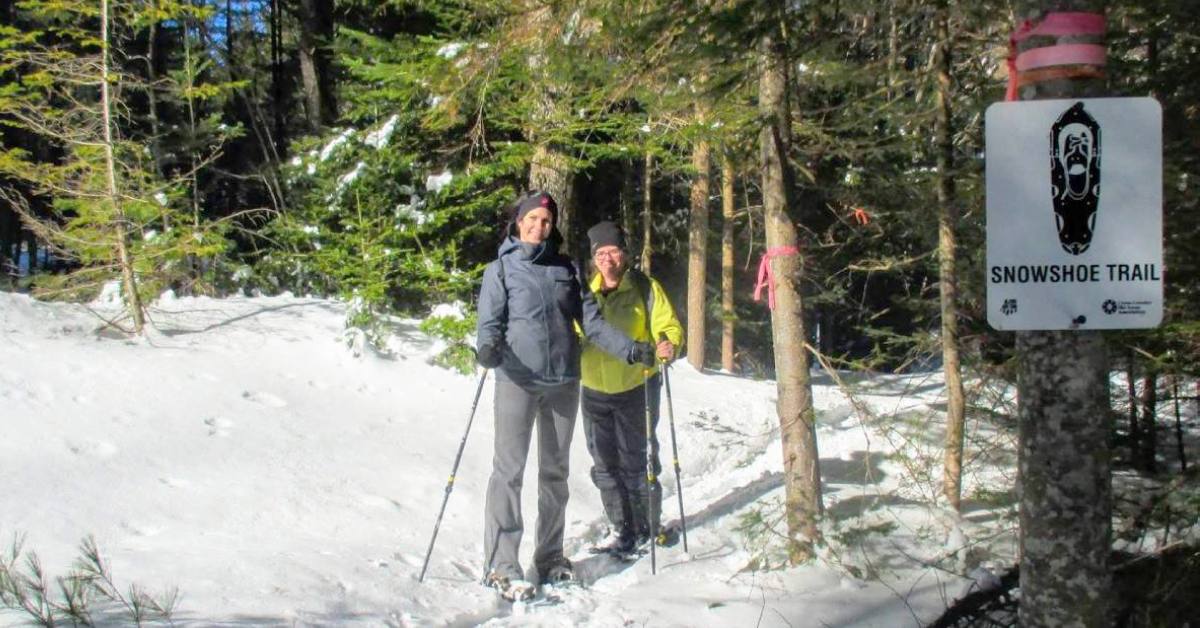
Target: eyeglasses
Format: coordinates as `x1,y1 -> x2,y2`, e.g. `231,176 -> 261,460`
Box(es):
593,249 -> 623,260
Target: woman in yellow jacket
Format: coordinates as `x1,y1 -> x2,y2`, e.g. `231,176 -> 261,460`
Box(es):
580,221 -> 684,554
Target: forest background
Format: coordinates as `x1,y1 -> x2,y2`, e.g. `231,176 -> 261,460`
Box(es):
1,0 -> 1198,623
2,0 -> 1198,378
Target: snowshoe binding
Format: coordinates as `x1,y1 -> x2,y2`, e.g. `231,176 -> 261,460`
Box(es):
588,528 -> 638,557
486,571 -> 536,602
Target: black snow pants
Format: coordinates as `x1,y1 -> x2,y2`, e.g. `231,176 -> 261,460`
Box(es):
581,374 -> 662,540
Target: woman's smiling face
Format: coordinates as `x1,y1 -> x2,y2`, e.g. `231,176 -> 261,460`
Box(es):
517,207 -> 554,244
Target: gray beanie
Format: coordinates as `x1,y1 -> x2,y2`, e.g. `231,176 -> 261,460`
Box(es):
587,221 -> 625,255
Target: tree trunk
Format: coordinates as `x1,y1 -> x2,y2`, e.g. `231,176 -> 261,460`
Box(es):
621,158 -> 637,256
642,150 -> 653,273
1172,376 -> 1187,471
296,0 -> 336,131
687,105 -> 710,371
1013,2 -> 1111,626
23,231 -> 35,272
934,3 -> 967,512
101,0 -> 145,333
529,144 -> 575,256
144,0 -> 166,186
1140,369 -> 1158,473
759,9 -> 821,563
271,0 -> 286,154
182,17 -> 203,230
0,206 -> 16,272
721,152 -> 736,373
887,0 -> 900,101
1128,353 -> 1141,455
523,7 -> 575,257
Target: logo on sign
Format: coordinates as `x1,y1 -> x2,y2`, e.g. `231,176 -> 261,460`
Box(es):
1102,299 -> 1117,315
1050,102 -> 1102,256
1001,299 -> 1018,315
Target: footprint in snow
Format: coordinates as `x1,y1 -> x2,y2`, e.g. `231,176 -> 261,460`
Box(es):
395,553 -> 421,568
204,417 -> 234,437
65,439 -> 118,459
241,390 -> 287,408
358,493 -> 404,511
120,520 -> 164,537
158,477 -> 193,489
451,560 -> 477,579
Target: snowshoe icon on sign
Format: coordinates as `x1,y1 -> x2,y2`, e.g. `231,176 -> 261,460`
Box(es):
1050,102 -> 1102,256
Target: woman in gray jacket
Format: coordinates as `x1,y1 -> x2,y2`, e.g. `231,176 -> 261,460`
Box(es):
475,190 -> 653,600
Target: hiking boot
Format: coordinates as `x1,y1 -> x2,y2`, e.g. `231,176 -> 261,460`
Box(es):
485,571 -> 536,602
635,523 -> 679,548
536,556 -> 575,585
591,527 -> 637,555
654,524 -> 681,548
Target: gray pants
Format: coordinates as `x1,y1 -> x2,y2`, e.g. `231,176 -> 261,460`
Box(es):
484,377 -> 579,579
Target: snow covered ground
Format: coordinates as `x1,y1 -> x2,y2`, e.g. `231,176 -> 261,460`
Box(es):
0,291 -> 1022,627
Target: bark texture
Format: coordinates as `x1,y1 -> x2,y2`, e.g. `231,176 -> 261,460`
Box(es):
687,105 -> 710,371
529,145 -> 574,255
524,7 -> 576,256
1017,331 -> 1111,628
1014,2 -> 1111,625
759,12 -> 821,563
296,0 -> 337,131
934,3 -> 967,511
720,152 -> 736,373
1139,370 -> 1158,473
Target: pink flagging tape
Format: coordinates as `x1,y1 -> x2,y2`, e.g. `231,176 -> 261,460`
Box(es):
1012,12 -> 1105,42
1016,43 -> 1107,71
1006,12 -> 1106,101
752,246 -> 799,311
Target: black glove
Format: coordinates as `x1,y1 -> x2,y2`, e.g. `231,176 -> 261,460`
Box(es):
477,343 -> 502,368
628,342 -> 656,367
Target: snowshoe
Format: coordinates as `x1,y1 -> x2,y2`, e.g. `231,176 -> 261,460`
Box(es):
605,546 -> 647,562
536,557 -> 576,586
485,571 -> 536,602
588,528 -> 637,556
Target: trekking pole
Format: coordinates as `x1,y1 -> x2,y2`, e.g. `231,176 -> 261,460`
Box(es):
643,366 -> 657,575
419,368 -> 489,583
658,334 -> 688,553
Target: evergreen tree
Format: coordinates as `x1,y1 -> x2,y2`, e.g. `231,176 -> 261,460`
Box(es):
0,0 -> 231,331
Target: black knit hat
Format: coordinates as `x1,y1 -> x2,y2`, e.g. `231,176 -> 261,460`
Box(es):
587,221 -> 625,255
513,191 -> 558,225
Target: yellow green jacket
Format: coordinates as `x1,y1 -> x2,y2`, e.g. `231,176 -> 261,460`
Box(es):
580,269 -> 684,394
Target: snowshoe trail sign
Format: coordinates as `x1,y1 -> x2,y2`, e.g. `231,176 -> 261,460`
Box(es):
986,97 -> 1162,331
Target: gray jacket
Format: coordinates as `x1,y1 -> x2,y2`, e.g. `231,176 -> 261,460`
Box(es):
477,236 -> 636,388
